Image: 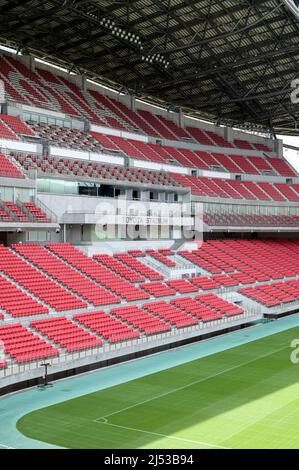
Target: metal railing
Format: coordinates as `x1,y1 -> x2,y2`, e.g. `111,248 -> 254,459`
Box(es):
35,197 -> 58,223
0,310 -> 261,383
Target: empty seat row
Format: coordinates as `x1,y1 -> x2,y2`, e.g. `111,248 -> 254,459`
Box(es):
31,317 -> 102,353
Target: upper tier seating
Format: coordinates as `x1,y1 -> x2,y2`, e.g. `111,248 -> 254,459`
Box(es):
203,212 -> 299,227
0,323 -> 59,364
14,124 -> 271,169
0,114 -> 35,137
12,152 -> 181,188
22,202 -> 50,222
234,139 -> 255,150
171,173 -> 299,201
27,122 -> 102,151
137,109 -> 177,139
0,200 -> 50,224
267,157 -> 298,177
11,150 -> 299,202
0,53 -> 277,153
185,126 -> 215,145
31,317 -> 103,352
0,119 -> 18,140
206,130 -> 231,148
254,143 -> 272,152
0,152 -> 24,179
127,250 -> 146,257
157,114 -> 191,140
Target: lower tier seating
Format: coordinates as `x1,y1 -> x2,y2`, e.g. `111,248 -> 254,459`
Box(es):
170,297 -> 223,321
0,273 -> 48,317
113,253 -> 164,280
110,305 -> 172,335
166,279 -> 198,293
0,323 -> 59,364
45,243 -> 149,302
145,249 -> 176,267
30,317 -> 103,352
93,254 -> 145,282
13,244 -> 122,306
0,245 -> 87,312
195,293 -> 244,316
73,310 -> 140,343
143,301 -> 198,328
179,239 -> 299,280
140,282 -> 176,297
0,240 -> 298,369
239,279 -> 299,307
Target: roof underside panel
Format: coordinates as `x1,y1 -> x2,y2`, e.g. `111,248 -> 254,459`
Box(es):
0,0 -> 298,131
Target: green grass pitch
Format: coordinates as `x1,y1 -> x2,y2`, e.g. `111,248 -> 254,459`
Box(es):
17,327 -> 299,449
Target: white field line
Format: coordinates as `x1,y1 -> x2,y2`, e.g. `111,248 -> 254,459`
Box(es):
93,344 -> 288,423
95,421 -> 229,449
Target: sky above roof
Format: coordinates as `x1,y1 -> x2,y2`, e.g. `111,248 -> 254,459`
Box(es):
280,135 -> 299,172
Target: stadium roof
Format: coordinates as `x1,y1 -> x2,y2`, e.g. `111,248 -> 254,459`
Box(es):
0,0 -> 299,134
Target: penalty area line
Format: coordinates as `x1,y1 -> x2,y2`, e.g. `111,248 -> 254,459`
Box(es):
94,420 -> 229,449
93,344 -> 287,423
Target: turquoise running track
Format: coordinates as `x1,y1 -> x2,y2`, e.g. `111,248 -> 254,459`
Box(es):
1,314 -> 299,449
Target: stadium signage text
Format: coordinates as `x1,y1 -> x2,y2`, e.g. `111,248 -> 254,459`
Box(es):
120,215 -> 169,225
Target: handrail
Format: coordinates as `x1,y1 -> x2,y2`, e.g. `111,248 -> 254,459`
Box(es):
35,197 -> 58,223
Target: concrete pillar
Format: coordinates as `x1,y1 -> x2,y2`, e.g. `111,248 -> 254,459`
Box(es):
130,94 -> 136,112
178,108 -> 184,128
223,126 -> 232,143
20,54 -> 35,71
73,73 -> 87,91
83,120 -> 90,132
274,138 -> 283,157
80,74 -> 87,91
140,190 -> 150,201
